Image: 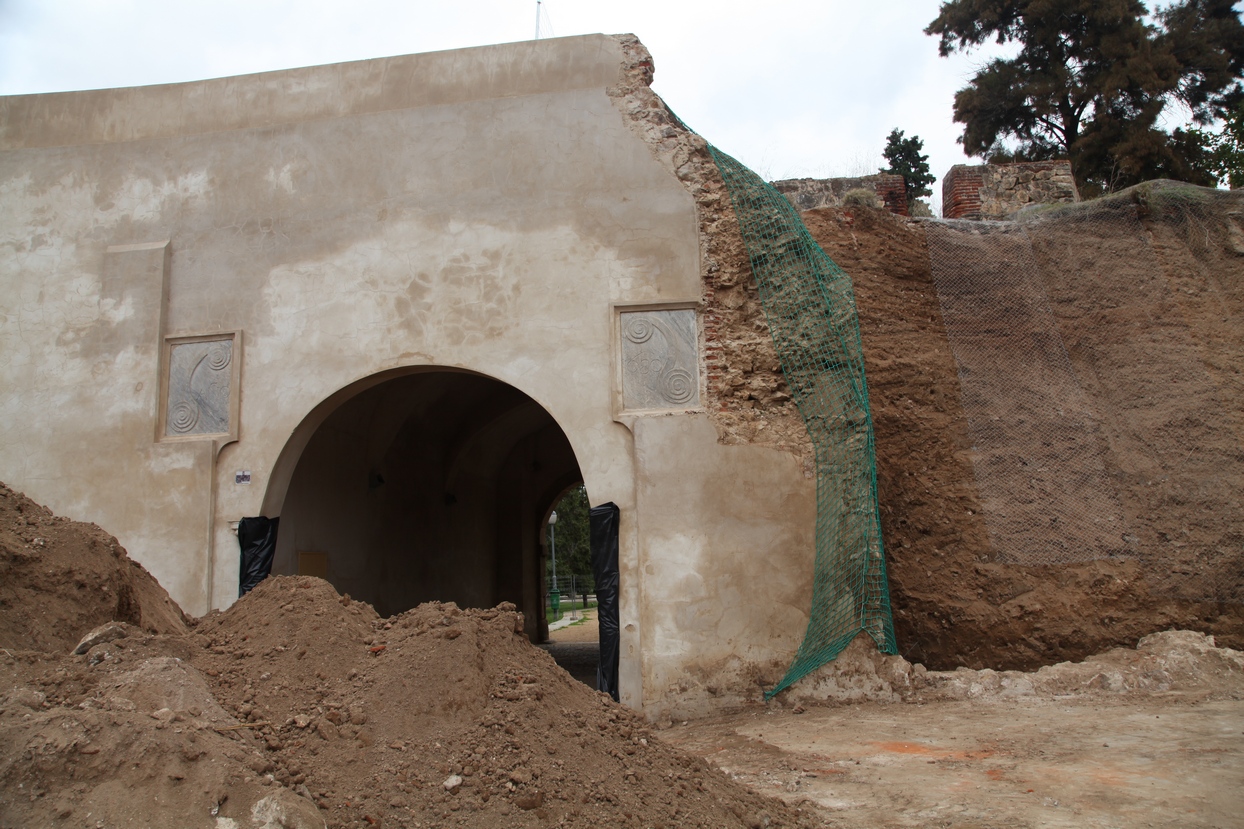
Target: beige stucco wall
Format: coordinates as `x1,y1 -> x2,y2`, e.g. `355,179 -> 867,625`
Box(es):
0,34 -> 816,717
633,415 -> 815,715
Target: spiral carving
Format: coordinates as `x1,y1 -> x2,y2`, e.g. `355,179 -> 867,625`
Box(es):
623,316 -> 654,344
206,344 -> 231,371
169,400 -> 200,433
619,309 -> 699,410
660,368 -> 695,404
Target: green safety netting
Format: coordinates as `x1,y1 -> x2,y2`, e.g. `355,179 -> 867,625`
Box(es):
704,144 -> 897,697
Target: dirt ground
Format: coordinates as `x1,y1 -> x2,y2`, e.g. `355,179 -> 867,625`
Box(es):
549,614 -> 1244,828
681,628 -> 1244,827
667,695 -> 1243,829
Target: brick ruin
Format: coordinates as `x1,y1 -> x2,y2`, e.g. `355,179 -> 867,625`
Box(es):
774,161 -> 1078,221
943,161 -> 1078,220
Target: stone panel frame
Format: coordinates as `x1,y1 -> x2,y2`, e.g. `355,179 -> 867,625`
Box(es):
157,331 -> 242,442
612,301 -> 703,417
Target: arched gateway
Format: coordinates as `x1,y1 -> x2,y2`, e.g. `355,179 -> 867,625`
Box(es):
266,367 -> 584,643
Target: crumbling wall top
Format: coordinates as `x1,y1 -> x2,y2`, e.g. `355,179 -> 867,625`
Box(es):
943,161 -> 1077,220
772,175 -> 909,216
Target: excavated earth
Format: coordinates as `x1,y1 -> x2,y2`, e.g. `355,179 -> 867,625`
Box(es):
3,483 -> 1242,829
0,483 -> 820,829
808,198 -> 1244,672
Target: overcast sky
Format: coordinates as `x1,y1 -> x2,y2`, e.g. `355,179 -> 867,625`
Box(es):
0,1 -> 1009,214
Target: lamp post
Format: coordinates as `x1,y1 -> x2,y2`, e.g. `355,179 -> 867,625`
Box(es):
548,511 -> 559,617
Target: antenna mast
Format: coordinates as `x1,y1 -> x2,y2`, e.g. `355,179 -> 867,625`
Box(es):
535,1 -> 542,40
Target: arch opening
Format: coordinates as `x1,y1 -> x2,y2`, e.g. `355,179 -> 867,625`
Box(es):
539,483 -> 602,690
270,369 -> 584,643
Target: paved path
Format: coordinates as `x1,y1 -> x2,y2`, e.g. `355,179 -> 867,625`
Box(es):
542,609 -> 599,690
548,608 -> 599,641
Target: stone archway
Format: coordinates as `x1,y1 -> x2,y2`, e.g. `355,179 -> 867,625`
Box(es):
263,368 -> 583,642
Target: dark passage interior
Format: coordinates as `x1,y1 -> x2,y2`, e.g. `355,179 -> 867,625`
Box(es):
273,370 -> 583,642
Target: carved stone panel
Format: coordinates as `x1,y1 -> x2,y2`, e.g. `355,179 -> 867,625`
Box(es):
620,309 -> 700,411
165,338 -> 233,437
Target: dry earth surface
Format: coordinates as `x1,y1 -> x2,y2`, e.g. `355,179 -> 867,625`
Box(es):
818,195 -> 1244,672
667,694 -> 1243,829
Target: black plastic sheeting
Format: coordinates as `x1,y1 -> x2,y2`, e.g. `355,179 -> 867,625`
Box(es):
238,516 -> 279,597
589,502 -> 621,701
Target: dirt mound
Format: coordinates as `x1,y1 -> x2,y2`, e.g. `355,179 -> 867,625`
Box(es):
775,628 -> 1243,708
188,576 -> 818,828
2,571 -> 821,828
912,629 -> 1244,702
0,482 -> 188,653
0,647 -> 306,828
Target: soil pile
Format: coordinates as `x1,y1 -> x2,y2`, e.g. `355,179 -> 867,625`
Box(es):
780,627 -> 1243,707
910,629 -> 1244,702
189,577 -> 819,828
2,581 -> 819,829
0,482 -> 188,653
1,642 -> 314,829
1,488 -> 821,829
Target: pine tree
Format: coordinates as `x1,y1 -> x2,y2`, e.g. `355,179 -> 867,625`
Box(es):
926,0 -> 1244,195
548,485 -> 593,591
881,129 -> 935,208
1186,103 -> 1244,188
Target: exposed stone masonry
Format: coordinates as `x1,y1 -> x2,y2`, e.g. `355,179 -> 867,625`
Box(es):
943,161 -> 1078,220
773,175 -> 909,216
607,35 -> 813,471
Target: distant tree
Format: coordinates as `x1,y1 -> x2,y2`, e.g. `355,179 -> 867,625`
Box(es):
1160,0 -> 1244,119
1185,103 -> 1244,188
547,485 -> 592,591
926,0 -> 1244,195
881,128 -> 935,207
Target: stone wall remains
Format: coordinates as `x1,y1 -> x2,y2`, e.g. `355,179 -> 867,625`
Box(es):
773,175 -> 909,216
944,161 -> 1078,219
